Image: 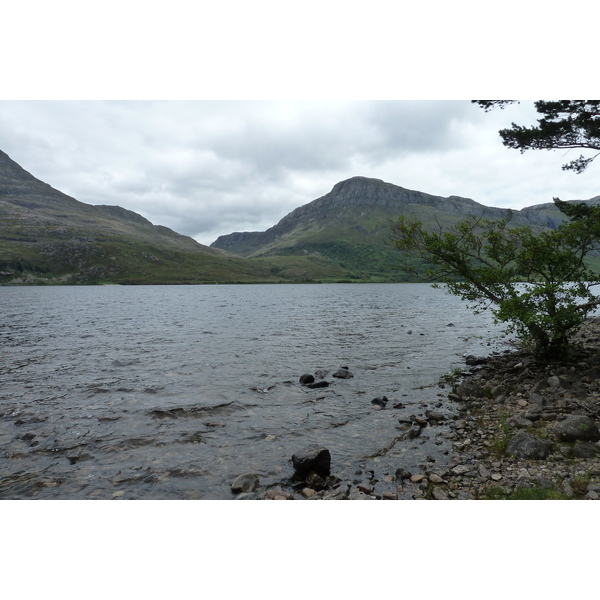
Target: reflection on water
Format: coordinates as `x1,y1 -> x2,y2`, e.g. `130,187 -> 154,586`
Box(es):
0,284 -> 508,499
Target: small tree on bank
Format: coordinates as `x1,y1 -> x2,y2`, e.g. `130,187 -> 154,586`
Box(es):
392,100 -> 600,359
392,202 -> 600,358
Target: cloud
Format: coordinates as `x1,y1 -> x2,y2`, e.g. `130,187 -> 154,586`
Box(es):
1,100 -> 599,246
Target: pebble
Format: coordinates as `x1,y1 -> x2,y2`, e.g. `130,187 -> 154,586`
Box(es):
265,489 -> 293,500
432,487 -> 449,500
410,474 -> 426,483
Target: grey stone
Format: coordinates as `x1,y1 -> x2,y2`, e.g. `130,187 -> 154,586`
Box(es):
554,415 -> 600,442
528,393 -> 545,407
584,367 -> 600,382
457,380 -> 486,398
530,380 -> 549,393
548,375 -> 571,390
395,467 -> 412,480
451,464 -> 471,475
573,442 -> 600,458
371,396 -> 388,407
432,487 -> 449,500
231,473 -> 260,494
465,355 -> 487,366
332,368 -> 353,379
510,416 -> 534,428
357,483 -> 374,494
402,425 -> 422,440
264,489 -> 293,500
536,476 -> 554,489
307,380 -> 330,389
305,471 -> 327,490
426,410 -> 446,422
506,432 -> 552,460
299,374 -> 315,385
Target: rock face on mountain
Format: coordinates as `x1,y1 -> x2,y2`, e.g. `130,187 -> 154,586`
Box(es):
211,176 -> 568,258
210,176 -> 600,282
0,149 -> 276,284
212,177 -> 500,255
3,148 -> 598,285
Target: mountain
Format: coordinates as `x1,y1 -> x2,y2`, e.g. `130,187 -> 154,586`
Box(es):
211,176 -> 595,282
3,149 -> 598,285
0,150 -> 279,284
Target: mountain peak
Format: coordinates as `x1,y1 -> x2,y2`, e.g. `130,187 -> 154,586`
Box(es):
329,176 -> 403,200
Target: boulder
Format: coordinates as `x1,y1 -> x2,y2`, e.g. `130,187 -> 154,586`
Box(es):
573,442 -> 600,458
506,432 -> 552,460
299,374 -> 315,385
554,415 -> 600,442
231,473 -> 260,494
291,445 -> 331,478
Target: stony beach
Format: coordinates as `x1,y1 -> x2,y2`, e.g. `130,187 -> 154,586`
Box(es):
246,318 -> 600,500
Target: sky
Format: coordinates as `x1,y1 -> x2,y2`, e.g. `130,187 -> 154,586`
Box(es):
2,99 -> 600,246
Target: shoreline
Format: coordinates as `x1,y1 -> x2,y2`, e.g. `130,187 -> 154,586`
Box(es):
258,318 -> 600,500
431,317 -> 600,500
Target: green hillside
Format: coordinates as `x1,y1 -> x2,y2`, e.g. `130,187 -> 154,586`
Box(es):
0,150 -> 281,285
3,149 -> 598,285
214,176 -> 595,282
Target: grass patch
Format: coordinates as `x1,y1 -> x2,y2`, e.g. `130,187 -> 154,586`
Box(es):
484,485 -> 571,500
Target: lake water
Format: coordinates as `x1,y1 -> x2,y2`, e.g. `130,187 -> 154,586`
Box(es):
0,283 -> 510,499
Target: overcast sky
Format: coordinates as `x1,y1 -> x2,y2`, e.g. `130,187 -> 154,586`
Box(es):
2,100 -> 599,246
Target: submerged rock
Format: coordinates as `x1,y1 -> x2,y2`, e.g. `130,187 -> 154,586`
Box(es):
231,473 -> 260,494
307,380 -> 330,389
371,396 -> 388,407
332,368 -> 353,379
299,374 -> 315,385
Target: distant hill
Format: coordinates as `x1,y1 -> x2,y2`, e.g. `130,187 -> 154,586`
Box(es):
211,176 -> 599,282
3,149 -> 599,285
0,149 -> 279,284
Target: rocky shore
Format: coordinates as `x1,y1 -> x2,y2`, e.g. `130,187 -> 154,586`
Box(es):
431,317 -> 600,500
238,318 -> 600,500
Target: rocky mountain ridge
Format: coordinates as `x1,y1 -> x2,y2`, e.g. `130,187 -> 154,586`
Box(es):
210,176 -> 597,279
3,147 -> 599,285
